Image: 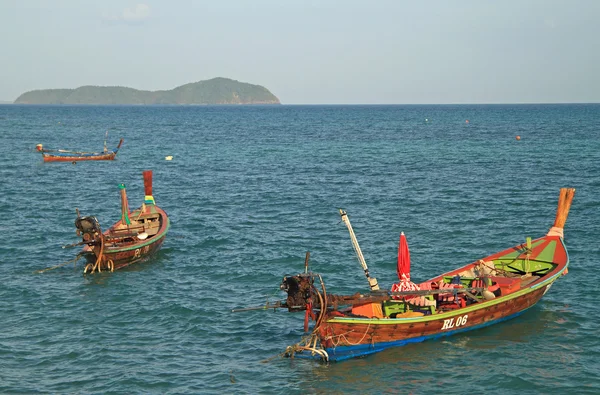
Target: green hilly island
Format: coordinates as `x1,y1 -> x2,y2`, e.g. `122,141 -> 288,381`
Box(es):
14,77 -> 280,105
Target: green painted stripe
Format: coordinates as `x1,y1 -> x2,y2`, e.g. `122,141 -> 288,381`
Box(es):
535,240 -> 557,262
329,270 -> 566,325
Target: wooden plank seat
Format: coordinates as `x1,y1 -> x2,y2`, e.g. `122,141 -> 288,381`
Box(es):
108,225 -> 147,238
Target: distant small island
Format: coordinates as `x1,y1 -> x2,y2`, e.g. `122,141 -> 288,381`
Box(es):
14,77 -> 281,105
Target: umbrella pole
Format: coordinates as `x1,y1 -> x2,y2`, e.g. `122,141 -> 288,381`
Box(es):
339,209 -> 379,291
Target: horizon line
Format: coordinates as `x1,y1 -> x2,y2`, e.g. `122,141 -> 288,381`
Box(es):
1,102 -> 599,106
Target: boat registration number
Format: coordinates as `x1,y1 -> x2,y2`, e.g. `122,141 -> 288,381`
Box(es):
441,315 -> 468,330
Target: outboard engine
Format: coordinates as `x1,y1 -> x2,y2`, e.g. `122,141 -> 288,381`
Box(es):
75,216 -> 102,244
280,273 -> 317,312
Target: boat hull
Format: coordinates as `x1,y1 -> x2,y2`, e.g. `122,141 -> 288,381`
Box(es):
81,206 -> 170,272
314,284 -> 551,362
42,152 -> 117,162
82,230 -> 167,271
39,138 -> 123,162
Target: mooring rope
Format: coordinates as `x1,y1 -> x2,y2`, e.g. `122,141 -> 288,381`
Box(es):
35,254 -> 83,274
277,275 -> 334,362
88,235 -> 105,274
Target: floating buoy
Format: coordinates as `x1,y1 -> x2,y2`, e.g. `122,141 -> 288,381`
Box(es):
165,156 -> 173,161
516,135 -> 521,141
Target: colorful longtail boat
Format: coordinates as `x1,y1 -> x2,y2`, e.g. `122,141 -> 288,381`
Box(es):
235,188 -> 575,362
36,136 -> 124,162
72,170 -> 170,273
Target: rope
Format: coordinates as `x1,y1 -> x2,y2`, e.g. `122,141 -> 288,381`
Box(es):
278,275 -> 333,362
478,259 -> 519,277
86,234 -> 104,274
311,284 -> 326,330
35,254 -> 83,274
282,338 -> 330,362
315,274 -> 327,329
327,323 -> 372,347
134,208 -> 146,221
261,351 -> 286,363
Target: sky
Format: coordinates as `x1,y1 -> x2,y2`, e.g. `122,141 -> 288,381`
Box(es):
1,0 -> 599,104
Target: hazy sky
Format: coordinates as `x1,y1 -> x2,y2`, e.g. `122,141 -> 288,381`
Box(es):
1,0 -> 599,104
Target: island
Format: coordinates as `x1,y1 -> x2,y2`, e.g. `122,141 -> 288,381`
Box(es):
13,77 -> 280,105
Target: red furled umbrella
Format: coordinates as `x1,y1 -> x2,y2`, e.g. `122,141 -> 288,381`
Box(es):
392,231 -> 423,300
397,231 -> 411,282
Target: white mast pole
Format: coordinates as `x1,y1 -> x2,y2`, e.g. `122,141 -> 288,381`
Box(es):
339,209 -> 379,291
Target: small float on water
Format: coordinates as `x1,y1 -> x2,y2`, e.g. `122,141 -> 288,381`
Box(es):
234,188 -> 575,362
65,170 -> 170,273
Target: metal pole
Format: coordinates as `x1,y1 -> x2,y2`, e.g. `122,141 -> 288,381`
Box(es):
339,209 -> 379,291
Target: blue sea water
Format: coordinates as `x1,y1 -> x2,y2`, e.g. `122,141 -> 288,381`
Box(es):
0,104 -> 599,394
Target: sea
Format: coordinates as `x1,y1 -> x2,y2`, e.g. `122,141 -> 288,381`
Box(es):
0,104 -> 598,394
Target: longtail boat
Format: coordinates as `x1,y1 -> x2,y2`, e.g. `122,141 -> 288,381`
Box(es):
234,188 -> 575,362
69,170 -> 170,273
36,134 -> 124,162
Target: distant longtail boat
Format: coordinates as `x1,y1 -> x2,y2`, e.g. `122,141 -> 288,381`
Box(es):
36,133 -> 123,162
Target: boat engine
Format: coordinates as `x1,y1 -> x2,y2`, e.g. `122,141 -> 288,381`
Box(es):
75,216 -> 102,244
280,273 -> 317,312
